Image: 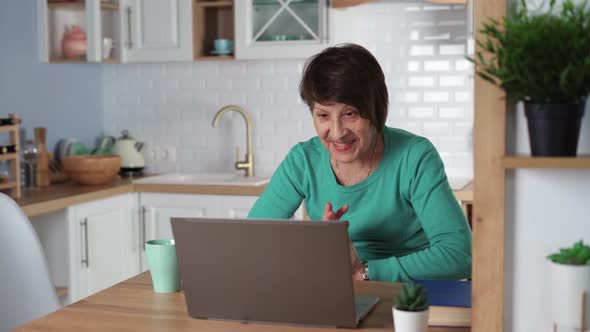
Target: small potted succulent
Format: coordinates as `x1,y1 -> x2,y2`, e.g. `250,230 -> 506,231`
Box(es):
547,240 -> 590,330
393,282 -> 429,332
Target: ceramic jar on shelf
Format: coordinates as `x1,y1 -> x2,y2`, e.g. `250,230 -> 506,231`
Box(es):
62,25 -> 87,59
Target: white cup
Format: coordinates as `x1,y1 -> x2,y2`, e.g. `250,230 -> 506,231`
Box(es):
102,38 -> 113,59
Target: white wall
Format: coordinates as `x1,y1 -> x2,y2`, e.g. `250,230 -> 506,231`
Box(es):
102,1 -> 474,179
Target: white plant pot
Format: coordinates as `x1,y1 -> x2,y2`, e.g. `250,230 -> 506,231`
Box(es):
550,261 -> 590,329
392,307 -> 429,332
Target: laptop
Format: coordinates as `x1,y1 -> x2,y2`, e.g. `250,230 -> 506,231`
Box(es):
171,218 -> 379,328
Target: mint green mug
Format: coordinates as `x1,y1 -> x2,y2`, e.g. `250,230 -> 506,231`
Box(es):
145,239 -> 180,293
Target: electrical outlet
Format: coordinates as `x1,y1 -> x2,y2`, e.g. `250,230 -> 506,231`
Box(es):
144,144 -> 159,161
158,145 -> 176,162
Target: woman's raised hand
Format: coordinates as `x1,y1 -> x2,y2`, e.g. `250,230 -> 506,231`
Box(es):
322,202 -> 349,220
322,202 -> 364,280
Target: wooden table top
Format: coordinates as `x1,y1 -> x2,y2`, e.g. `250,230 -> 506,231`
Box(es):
16,272 -> 469,331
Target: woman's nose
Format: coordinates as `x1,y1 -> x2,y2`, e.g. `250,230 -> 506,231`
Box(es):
330,119 -> 347,139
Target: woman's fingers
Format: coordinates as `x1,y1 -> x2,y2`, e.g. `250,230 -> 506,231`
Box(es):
322,202 -> 333,220
334,204 -> 349,219
322,202 -> 349,220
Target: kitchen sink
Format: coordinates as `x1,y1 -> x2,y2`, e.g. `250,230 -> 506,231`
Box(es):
133,173 -> 271,186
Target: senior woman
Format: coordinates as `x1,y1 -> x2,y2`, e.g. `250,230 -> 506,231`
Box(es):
248,43 -> 472,282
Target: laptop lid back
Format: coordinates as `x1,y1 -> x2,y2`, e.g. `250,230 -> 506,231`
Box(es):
171,218 -> 358,328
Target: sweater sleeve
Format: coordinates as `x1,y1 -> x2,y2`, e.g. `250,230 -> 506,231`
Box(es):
368,138 -> 472,281
247,145 -> 306,219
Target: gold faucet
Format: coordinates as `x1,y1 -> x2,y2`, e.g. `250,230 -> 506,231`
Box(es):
211,105 -> 254,177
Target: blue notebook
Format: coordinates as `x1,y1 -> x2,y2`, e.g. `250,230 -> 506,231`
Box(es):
413,280 -> 471,327
414,279 -> 471,308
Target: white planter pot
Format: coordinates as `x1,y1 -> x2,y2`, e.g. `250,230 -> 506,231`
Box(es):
550,261 -> 590,329
392,307 -> 429,332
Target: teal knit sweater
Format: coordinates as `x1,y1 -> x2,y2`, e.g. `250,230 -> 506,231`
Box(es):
248,127 -> 472,282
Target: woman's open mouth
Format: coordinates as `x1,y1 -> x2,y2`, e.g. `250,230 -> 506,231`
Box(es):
332,141 -> 354,152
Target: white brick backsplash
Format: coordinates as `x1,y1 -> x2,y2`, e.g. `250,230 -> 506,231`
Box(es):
247,62 -> 274,76
261,77 -> 289,91
423,33 -> 451,41
439,106 -> 465,118
455,59 -> 472,71
439,75 -> 465,87
220,62 -> 247,77
206,78 -> 232,90
103,1 -> 473,177
438,137 -> 470,153
423,91 -> 450,103
439,44 -> 465,55
404,92 -> 420,103
423,122 -> 451,136
408,75 -> 435,87
424,60 -> 450,71
454,91 -> 470,102
409,45 -> 435,56
219,92 -> 247,105
407,61 -> 420,72
408,107 -> 435,119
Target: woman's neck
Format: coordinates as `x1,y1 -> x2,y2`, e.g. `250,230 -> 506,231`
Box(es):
332,133 -> 384,186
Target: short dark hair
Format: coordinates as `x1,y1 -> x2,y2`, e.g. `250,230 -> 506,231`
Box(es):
299,43 -> 389,132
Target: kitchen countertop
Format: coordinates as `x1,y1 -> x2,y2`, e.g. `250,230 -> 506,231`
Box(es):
16,175 -> 473,218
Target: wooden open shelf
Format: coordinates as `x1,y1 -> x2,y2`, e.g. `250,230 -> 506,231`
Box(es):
0,125 -> 17,133
193,0 -> 234,60
48,1 -> 118,11
196,55 -> 234,61
502,156 -> 590,169
49,57 -> 87,63
55,287 -> 68,298
0,114 -> 20,199
0,153 -> 18,162
0,182 -> 18,191
195,1 -> 232,7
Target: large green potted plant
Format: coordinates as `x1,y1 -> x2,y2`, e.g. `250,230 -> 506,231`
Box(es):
393,282 -> 429,332
469,0 -> 590,156
547,240 -> 590,330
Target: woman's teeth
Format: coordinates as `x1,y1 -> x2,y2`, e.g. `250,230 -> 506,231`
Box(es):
333,141 -> 353,152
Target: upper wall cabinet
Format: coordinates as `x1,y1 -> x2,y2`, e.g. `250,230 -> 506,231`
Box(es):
37,0 -> 193,63
121,0 -> 193,62
331,0 -> 466,7
37,0 -> 120,63
234,0 -> 331,60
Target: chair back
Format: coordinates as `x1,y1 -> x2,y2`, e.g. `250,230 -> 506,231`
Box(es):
0,193 -> 59,331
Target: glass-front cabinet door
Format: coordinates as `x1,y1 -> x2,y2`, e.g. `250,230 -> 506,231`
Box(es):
235,0 -> 331,59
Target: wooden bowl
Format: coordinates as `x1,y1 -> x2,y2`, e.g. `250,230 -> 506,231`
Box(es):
61,155 -> 121,185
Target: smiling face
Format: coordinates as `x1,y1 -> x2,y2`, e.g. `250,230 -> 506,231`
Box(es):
312,102 -> 378,164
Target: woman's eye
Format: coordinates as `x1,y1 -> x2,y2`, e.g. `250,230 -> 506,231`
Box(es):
344,111 -> 358,118
317,113 -> 328,118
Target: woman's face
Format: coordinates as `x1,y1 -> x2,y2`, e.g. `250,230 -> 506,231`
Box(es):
312,102 -> 377,164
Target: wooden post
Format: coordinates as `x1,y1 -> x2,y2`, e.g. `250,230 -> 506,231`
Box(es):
581,291 -> 587,332
472,0 -> 507,332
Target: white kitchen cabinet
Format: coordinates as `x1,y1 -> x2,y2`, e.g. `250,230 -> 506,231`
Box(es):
37,0 -> 192,63
67,193 -> 141,302
120,0 -> 193,62
138,193 -> 259,271
37,0 -> 121,63
234,0 -> 331,59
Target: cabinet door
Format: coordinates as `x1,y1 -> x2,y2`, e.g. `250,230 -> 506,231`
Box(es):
139,193 -> 215,271
235,0 -> 331,59
138,193 -> 260,270
121,0 -> 193,62
37,0 -> 114,63
215,195 -> 259,219
68,194 -> 140,302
